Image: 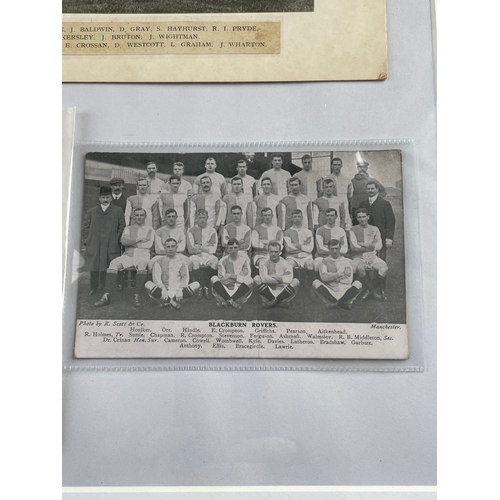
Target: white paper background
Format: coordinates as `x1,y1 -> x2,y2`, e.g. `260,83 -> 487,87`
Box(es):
62,0 -> 436,487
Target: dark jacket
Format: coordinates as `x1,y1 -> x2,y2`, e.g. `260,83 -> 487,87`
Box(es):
82,204 -> 126,272
359,196 -> 395,243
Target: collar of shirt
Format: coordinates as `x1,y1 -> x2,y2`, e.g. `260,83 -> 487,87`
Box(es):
100,204 -> 109,211
114,194 -> 122,200
369,194 -> 378,204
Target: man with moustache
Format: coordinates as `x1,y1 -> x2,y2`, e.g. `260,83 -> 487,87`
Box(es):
145,161 -> 167,195
189,175 -> 224,231
109,177 -> 128,212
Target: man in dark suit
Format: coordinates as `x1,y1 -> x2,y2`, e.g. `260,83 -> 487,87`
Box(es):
359,181 -> 395,262
109,177 -> 128,212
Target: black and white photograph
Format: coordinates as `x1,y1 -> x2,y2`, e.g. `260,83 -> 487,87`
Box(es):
74,149 -> 408,359
63,0 -> 314,15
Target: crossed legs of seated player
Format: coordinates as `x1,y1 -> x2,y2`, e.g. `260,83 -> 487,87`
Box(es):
253,275 -> 301,308
352,257 -> 388,301
188,253 -> 218,298
312,279 -> 362,309
144,281 -> 201,309
94,255 -> 149,308
210,275 -> 253,310
286,255 -> 315,271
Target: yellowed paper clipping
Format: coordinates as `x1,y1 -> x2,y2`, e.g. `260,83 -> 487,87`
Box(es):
62,0 -> 387,82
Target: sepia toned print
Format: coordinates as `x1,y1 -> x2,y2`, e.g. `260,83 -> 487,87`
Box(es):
74,149 -> 408,359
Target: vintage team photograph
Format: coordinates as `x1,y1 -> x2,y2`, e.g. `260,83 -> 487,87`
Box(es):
75,149 -> 406,332
63,0 -> 314,14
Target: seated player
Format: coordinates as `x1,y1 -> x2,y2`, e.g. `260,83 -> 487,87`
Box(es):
149,208 -> 191,271
158,175 -> 189,228
247,176 -> 280,228
254,241 -> 300,308
210,238 -> 254,311
145,238 -> 201,310
314,208 -> 348,271
221,205 -> 251,260
186,209 -> 219,298
283,210 -> 314,271
94,208 -> 155,308
251,207 -> 283,268
312,239 -> 362,310
350,208 -> 389,301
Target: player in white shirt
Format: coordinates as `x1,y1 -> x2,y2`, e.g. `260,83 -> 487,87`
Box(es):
349,208 -> 389,301
145,161 -> 167,194
158,175 -> 189,229
294,154 -> 322,200
258,153 -> 291,198
251,207 -> 284,268
145,238 -> 201,310
164,162 -> 193,196
210,238 -> 254,311
312,239 -> 362,310
283,210 -> 314,271
94,208 -> 155,308
254,241 -> 301,308
193,157 -> 227,197
222,176 -> 253,225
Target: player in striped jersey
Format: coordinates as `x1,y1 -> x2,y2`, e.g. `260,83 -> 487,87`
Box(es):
148,208 -> 191,272
251,207 -> 283,268
254,241 -> 301,308
222,177 -> 253,225
312,239 -> 362,310
187,209 -> 219,299
124,177 -> 160,229
94,208 -> 155,308
294,154 -> 322,200
210,238 -> 254,311
189,176 -> 224,230
283,210 -> 314,271
313,178 -> 348,230
349,208 -> 388,301
247,177 -> 280,228
314,208 -> 348,271
193,157 -> 227,197
221,205 -> 251,260
145,238 -> 201,309
278,177 -> 314,230
157,175 -> 189,229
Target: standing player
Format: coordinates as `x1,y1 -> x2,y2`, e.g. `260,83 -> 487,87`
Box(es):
222,177 -> 253,225
312,239 -> 362,309
314,208 -> 348,271
170,162 -> 193,196
158,175 -> 189,229
149,208 -> 191,272
350,208 -> 389,301
124,177 -> 160,229
193,157 -> 227,197
109,177 -> 128,212
247,177 -> 281,228
359,181 -> 396,262
278,177 -> 314,231
251,207 -> 284,269
145,238 -> 201,310
186,209 -> 219,298
294,154 -> 322,200
319,156 -> 353,228
258,153 -> 291,198
221,205 -> 252,260
94,208 -> 154,308
189,176 -> 224,231
210,238 -> 254,311
233,159 -> 257,196
145,161 -> 167,195
254,241 -> 301,308
82,185 -> 126,295
313,178 -> 348,230
283,210 -> 315,271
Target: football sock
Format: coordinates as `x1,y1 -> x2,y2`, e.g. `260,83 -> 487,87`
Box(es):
257,283 -> 276,302
230,283 -> 250,301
